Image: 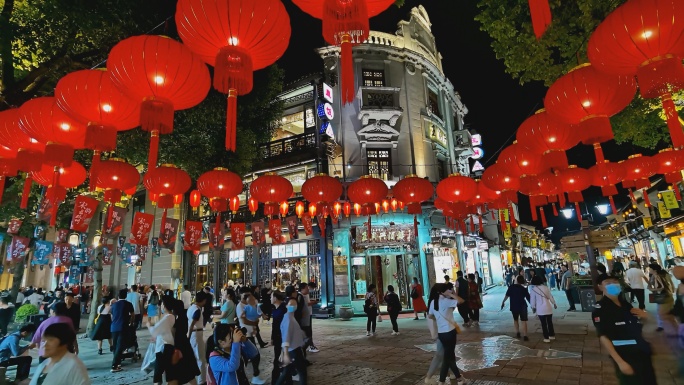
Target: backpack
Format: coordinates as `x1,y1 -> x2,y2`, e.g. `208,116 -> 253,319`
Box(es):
385,293 -> 402,313
410,287 -> 419,299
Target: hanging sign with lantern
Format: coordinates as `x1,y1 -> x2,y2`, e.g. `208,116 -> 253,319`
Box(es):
661,190 -> 679,210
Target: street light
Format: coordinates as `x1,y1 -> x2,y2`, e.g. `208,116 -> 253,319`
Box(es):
596,204 -> 611,215
561,208 -> 573,219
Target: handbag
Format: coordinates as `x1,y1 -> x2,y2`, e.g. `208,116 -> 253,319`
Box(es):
410,288 -> 419,299
377,314 -> 383,322
140,342 -> 156,373
171,348 -> 183,365
650,292 -> 669,304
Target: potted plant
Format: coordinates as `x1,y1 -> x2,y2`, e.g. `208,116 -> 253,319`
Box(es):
338,305 -> 354,320
15,304 -> 38,324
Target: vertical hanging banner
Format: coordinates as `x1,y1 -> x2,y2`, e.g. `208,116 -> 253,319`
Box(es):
68,265 -> 81,284
102,245 -> 114,266
6,220 -> 21,235
158,218 -> 179,252
251,221 -> 265,247
151,237 -> 161,258
286,216 -> 299,241
658,202 -> 672,219
302,215 -> 313,236
208,222 -> 226,251
84,267 -> 94,284
54,243 -> 73,266
70,195 -> 99,232
129,212 -> 154,245
269,219 -> 282,245
33,240 -> 54,265
662,190 -> 680,210
231,223 -> 246,250
55,229 -> 68,243
6,236 -> 29,263
316,213 -> 326,237
184,221 -> 203,251
36,194 -> 55,222
104,206 -> 128,239
33,225 -> 47,240
138,245 -> 148,262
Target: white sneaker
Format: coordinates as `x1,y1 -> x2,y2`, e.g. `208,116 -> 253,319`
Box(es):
456,376 -> 467,385
292,374 -> 300,381
395,331 -> 400,335
391,331 -> 397,335
366,331 -> 370,336
371,332 -> 375,336
251,375 -> 266,385
549,336 -> 556,340
307,345 -> 320,353
543,338 -> 550,343
472,321 -> 479,326
449,374 -> 457,380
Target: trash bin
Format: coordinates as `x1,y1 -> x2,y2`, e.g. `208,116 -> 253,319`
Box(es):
578,286 -> 597,312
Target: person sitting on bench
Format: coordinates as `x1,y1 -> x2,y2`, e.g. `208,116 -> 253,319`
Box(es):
0,323 -> 37,381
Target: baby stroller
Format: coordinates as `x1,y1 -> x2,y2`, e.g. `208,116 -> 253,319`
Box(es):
120,324 -> 141,363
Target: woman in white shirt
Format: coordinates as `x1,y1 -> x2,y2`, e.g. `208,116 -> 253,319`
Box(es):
29,323 -> 90,385
528,276 -> 557,342
427,283 -> 466,385
147,296 -> 177,385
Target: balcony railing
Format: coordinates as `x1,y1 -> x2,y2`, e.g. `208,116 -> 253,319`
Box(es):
358,86 -> 402,110
259,132 -> 317,160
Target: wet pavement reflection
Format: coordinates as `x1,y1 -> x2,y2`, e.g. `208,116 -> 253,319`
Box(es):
415,335 -> 582,372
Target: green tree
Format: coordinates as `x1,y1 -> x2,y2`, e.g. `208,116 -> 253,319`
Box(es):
474,0 -> 683,149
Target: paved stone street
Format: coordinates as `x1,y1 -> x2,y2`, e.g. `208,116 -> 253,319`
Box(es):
12,286 -> 684,384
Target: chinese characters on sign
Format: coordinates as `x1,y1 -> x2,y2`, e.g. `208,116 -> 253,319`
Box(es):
355,225 -> 416,247
231,223 -> 246,250
104,206 -> 127,239
70,195 -> 99,232
184,221 -> 202,251
32,240 -> 53,265
158,218 -> 179,252
36,195 -> 55,222
301,215 -> 313,236
269,219 -> 282,245
54,243 -> 73,266
7,220 -> 21,235
7,236 -> 29,263
129,212 -> 154,245
251,221 -> 265,247
208,222 -> 226,251
55,229 -> 68,243
286,216 -> 298,241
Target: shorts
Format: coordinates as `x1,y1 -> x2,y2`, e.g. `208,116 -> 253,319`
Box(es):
511,310 -> 528,322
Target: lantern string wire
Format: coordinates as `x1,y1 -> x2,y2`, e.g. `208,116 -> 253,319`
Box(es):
90,16 -> 174,70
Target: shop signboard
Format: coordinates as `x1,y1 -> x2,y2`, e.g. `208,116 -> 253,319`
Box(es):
464,240 -> 477,248
351,257 -> 365,265
503,225 -> 512,239
662,190 -> 679,210
333,255 -> 349,296
643,217 -> 653,228
271,242 -> 308,259
658,202 -> 672,219
355,225 -> 415,247
228,250 -> 245,263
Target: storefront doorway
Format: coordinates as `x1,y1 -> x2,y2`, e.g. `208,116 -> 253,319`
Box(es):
270,242 -> 321,291
350,249 -> 421,308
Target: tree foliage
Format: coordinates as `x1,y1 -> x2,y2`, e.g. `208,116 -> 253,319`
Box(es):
474,0 -> 683,149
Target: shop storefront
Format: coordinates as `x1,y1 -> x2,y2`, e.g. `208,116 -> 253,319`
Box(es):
432,247 -> 460,283
195,252 -> 209,291
270,241 -> 321,291
226,249 -> 246,286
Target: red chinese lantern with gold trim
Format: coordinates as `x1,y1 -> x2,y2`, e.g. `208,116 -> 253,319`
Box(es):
622,154 -> 656,207
302,173 -> 343,209
228,196 -> 240,214
279,201 -> 289,217
248,197 -> 258,215
144,164 -> 192,231
190,190 -> 202,209
291,0 -> 395,104
176,0 -> 290,151
393,174 -> 433,215
308,203 -> 317,218
588,0 -> 684,148
296,201 -> 305,218
516,109 -> 577,171
107,35 -> 210,169
437,173 -> 477,204
250,173 -> 293,216
655,148 -> 684,200
557,166 -> 591,223
497,142 -> 543,177
482,163 -> 519,200
32,162 -> 87,226
94,158 -> 140,204
589,161 -> 624,214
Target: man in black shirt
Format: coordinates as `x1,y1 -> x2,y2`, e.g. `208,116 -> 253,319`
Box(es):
270,291 -> 290,385
455,271 -> 471,326
202,286 -> 214,328
63,292 -> 81,331
592,275 -> 654,384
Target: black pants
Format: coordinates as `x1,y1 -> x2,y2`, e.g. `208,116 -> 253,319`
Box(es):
246,337 -> 261,376
538,314 -> 555,339
613,349 -> 657,385
302,324 -> 313,348
275,347 -> 307,385
437,329 -> 461,382
564,289 -> 576,310
135,314 -> 142,329
111,331 -> 127,367
469,307 -> 479,322
389,313 -> 399,332
632,289 -> 646,310
457,304 -> 470,323
153,344 -> 175,383
0,356 -> 32,380
272,339 -> 292,385
366,310 -> 377,333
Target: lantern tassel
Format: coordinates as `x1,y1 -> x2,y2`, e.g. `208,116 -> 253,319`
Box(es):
540,206 -> 548,228
528,0 -> 552,40
628,189 -> 636,204
642,189 -> 651,207
530,203 -> 538,221
593,143 -> 605,164
52,166 -> 60,199
340,33 -> 354,105
469,215 -> 475,234
226,90 -> 238,152
558,192 -> 566,209
609,196 -> 617,215
552,202 -> 558,216
50,201 -> 58,227
89,150 -> 101,192
21,174 -> 32,209
161,208 -> 168,234
478,214 -> 484,234
149,131 -> 160,170
674,184 -> 682,201
662,93 -> 684,149
575,202 -> 582,224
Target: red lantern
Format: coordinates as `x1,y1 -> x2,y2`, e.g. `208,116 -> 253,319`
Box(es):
589,161 -> 625,214
176,0 -> 290,152
280,201 -> 289,217
229,196 -> 240,214
545,64 -> 637,163
197,167 -> 243,211
32,162 -> 87,226
622,154 -> 656,190
390,198 -> 398,212
144,164 -> 191,231
18,97 -> 87,166
342,201 -> 351,217
308,202 -> 317,218
333,201 -> 342,218
302,174 -> 343,205
55,69 -> 140,190
190,190 -> 202,209
248,197 -> 258,215
516,109 -> 577,170
353,203 -> 362,217
557,166 -> 591,224
436,173 -> 477,204
107,35 -> 210,168
292,0 -> 395,104
296,201 -> 306,218
0,158 -> 17,204
0,109 -> 44,170
348,176 -> 388,207
393,175 -> 434,205
482,163 -> 520,197
250,173 -> 294,207
497,142 -> 543,177
94,158 -> 140,204
655,149 -> 684,199
588,0 -> 684,148
174,194 -> 183,207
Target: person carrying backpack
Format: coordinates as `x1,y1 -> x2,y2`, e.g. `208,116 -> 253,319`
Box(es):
364,285 -> 379,336
384,285 -> 402,335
